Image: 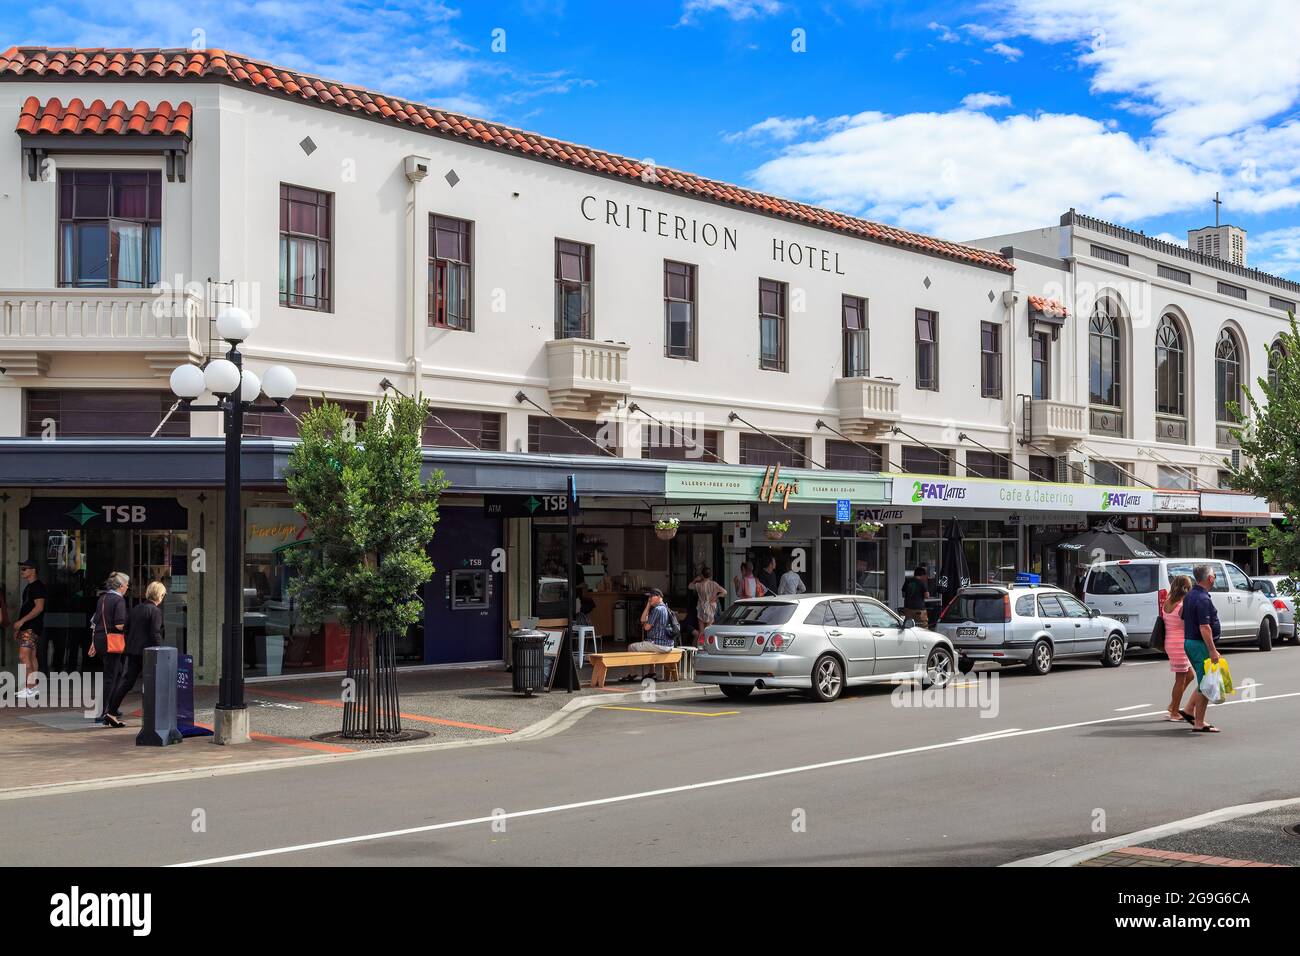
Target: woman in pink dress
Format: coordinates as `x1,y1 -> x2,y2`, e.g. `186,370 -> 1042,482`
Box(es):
1162,574 -> 1195,722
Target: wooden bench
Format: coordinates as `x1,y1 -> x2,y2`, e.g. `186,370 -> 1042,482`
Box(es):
588,649 -> 682,688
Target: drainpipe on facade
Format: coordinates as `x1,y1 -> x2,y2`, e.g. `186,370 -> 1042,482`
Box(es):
406,177 -> 423,394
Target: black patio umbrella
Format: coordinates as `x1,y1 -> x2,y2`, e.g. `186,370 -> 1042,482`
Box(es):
936,520 -> 972,608
1056,520 -> 1162,562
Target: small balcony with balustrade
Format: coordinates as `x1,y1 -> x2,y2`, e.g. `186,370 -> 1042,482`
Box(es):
544,338 -> 631,415
834,375 -> 901,439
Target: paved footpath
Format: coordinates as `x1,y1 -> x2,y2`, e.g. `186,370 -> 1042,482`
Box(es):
1,644 -> 1298,866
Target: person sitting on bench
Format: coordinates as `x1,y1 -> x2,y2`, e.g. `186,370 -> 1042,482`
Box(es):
625,589 -> 674,681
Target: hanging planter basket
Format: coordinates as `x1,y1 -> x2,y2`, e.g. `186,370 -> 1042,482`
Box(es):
765,521 -> 790,541
654,520 -> 679,541
855,522 -> 883,541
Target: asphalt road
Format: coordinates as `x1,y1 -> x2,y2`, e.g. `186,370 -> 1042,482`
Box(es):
4,644 -> 1299,867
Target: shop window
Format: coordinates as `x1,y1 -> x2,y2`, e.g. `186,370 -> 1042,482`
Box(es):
965,451 -> 1009,479
664,260 -> 697,360
901,445 -> 951,476
422,407 -> 502,451
243,397 -> 369,438
739,432 -> 807,468
429,214 -> 472,330
641,427 -> 719,462
826,439 -> 883,472
25,389 -> 189,438
279,184 -> 332,311
58,170 -> 162,289
555,239 -> 592,339
528,415 -> 617,456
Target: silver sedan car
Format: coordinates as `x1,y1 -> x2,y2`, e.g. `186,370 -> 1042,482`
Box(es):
936,584 -> 1129,675
1253,576 -> 1297,643
695,594 -> 957,702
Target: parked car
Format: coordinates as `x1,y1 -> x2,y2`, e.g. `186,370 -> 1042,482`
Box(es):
695,594 -> 956,703
1083,558 -> 1281,651
936,584 -> 1128,676
1253,576 -> 1297,644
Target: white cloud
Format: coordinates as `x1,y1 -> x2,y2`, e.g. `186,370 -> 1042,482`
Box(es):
986,42 -> 1023,61
928,21 -> 962,43
961,92 -> 1013,110
748,109 -> 1213,240
680,0 -> 782,23
1248,227 -> 1300,276
725,115 -> 824,143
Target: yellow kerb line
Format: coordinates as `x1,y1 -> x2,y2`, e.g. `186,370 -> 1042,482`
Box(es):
598,705 -> 741,717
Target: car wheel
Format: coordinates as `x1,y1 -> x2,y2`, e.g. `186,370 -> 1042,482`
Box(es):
1258,619 -> 1274,652
1101,633 -> 1125,667
923,646 -> 955,688
1027,639 -> 1053,675
958,656 -> 976,675
719,684 -> 754,700
808,653 -> 844,702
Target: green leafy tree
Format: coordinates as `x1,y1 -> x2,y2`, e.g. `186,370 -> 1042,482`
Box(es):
284,393 -> 446,658
1228,314 -> 1300,575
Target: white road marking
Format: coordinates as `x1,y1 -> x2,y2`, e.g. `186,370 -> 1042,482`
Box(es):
958,728 -> 1023,741
169,688 -> 1300,867
1113,704 -> 1150,712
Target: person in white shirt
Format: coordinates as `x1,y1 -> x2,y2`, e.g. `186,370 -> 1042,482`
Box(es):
777,563 -> 806,595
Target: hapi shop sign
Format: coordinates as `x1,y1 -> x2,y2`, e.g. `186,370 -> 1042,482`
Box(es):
889,477 -> 1148,513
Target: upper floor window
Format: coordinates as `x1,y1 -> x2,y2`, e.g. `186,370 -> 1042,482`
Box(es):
279,184 -> 332,311
842,295 -> 869,377
1031,331 -> 1051,400
26,389 -> 187,438
901,444 -> 951,476
1028,454 -> 1056,483
965,450 -> 1010,479
759,279 -> 787,371
1089,296 -> 1123,409
1154,315 -> 1185,417
739,432 -> 806,468
915,308 -> 938,390
554,240 -> 592,339
58,170 -> 161,289
429,215 -> 472,330
825,439 -> 883,472
664,260 -> 696,360
642,427 -> 720,462
1268,339 -> 1287,392
980,321 -> 1001,398
1215,328 -> 1243,422
423,407 -> 501,450
528,414 -> 616,455
1090,460 -> 1131,487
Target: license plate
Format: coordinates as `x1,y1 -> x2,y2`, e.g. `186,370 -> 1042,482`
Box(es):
723,637 -> 747,649
957,626 -> 980,638
1111,614 -> 1132,623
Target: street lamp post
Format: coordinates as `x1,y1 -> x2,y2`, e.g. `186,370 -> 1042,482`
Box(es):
169,307 -> 298,745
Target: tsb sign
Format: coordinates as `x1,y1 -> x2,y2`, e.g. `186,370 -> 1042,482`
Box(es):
102,505 -> 150,524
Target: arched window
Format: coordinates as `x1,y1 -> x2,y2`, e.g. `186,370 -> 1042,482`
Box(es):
1089,296 -> 1123,409
1154,315 -> 1185,416
1268,339 -> 1287,391
1215,328 -> 1242,422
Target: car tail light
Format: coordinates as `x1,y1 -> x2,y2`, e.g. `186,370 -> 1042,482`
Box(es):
1274,599 -> 1288,612
764,632 -> 796,653
706,634 -> 717,647
1158,587 -> 1167,619
755,634 -> 766,647
1003,594 -> 1012,623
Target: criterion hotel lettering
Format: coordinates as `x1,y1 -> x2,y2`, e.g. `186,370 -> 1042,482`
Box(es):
581,195 -> 738,250
771,238 -> 845,275
758,464 -> 799,509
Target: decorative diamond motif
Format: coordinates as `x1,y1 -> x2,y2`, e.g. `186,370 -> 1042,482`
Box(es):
65,502 -> 98,526
988,290 -> 996,302
923,276 -> 931,289
445,168 -> 460,187
299,136 -> 316,155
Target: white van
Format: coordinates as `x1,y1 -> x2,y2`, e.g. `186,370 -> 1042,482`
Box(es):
1083,559 -> 1280,651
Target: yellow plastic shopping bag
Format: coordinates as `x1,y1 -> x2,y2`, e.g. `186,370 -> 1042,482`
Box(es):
1204,657 -> 1234,697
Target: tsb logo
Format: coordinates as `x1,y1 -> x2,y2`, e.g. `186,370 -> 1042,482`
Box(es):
102,505 -> 148,524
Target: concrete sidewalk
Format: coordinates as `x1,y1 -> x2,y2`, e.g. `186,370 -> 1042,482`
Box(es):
0,664 -> 709,793
1078,804 -> 1299,867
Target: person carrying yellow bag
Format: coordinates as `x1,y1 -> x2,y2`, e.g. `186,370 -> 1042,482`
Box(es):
1200,656 -> 1233,705
1181,564 -> 1226,733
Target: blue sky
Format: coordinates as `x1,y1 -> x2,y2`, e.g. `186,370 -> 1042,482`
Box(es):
7,0 -> 1300,276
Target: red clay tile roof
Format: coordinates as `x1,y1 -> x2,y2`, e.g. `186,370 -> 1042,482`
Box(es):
16,95 -> 192,137
1028,295 -> 1069,317
0,46 -> 1012,273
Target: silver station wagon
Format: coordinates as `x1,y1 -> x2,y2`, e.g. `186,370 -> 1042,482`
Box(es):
936,585 -> 1129,676
695,594 -> 957,703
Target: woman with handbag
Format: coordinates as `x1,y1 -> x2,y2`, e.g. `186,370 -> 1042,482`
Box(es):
89,571 -> 129,724
102,581 -> 166,729
1160,574 -> 1196,723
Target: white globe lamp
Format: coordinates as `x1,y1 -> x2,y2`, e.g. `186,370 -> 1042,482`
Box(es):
203,358 -> 241,396
215,306 -> 253,344
238,369 -> 262,405
169,363 -> 206,400
261,365 -> 298,403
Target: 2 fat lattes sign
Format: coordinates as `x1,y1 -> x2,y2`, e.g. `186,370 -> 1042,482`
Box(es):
580,195 -> 848,274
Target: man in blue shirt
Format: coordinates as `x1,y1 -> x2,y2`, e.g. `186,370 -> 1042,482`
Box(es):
1181,563 -> 1223,733
631,590 -> 673,652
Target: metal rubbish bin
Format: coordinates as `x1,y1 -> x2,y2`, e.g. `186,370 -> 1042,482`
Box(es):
511,630 -> 546,696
